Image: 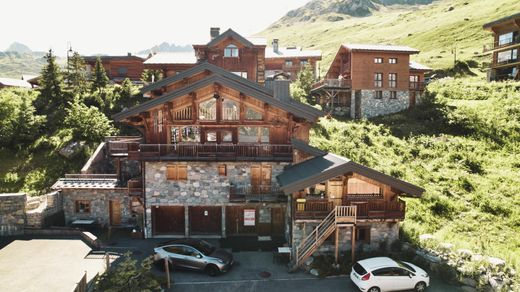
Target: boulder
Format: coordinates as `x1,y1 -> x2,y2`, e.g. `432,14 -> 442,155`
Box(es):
419,234 -> 435,242
487,257 -> 505,267
310,268 -> 319,277
59,141 -> 84,159
457,249 -> 473,259
439,242 -> 453,252
416,249 -> 441,264
471,254 -> 483,262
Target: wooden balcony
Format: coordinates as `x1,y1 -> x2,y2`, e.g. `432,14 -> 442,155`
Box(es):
106,136 -> 143,157
229,184 -> 285,203
483,36 -> 520,53
127,143 -> 293,162
409,82 -> 426,91
294,198 -> 405,220
311,79 -> 352,91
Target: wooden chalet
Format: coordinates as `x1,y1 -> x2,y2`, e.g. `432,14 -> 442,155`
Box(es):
483,13 -> 520,81
84,54 -> 145,82
265,39 -> 322,81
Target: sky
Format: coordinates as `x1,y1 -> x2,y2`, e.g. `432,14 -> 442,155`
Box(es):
1,0 -> 309,56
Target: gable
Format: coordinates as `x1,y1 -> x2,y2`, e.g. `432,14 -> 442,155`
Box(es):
205,29 -> 254,48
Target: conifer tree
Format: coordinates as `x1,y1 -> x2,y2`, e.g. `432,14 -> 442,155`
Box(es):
65,51 -> 88,93
91,56 -> 109,92
35,49 -> 65,115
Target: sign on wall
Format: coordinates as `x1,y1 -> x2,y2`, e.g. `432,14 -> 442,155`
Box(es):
244,209 -> 255,226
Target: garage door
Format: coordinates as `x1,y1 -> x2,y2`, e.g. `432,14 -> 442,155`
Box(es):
189,206 -> 222,235
226,206 -> 285,236
152,206 -> 185,235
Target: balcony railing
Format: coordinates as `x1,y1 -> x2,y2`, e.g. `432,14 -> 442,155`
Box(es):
294,198 -> 406,220
127,143 -> 293,162
483,35 -> 520,53
229,184 -> 285,203
311,79 -> 352,90
106,136 -> 142,156
409,82 -> 426,91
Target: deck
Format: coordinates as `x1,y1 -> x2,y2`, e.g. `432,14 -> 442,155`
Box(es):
294,198 -> 405,220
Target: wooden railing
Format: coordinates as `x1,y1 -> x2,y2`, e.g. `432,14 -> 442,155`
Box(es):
106,137 -> 142,156
483,35 -> 520,53
128,143 -> 293,161
294,199 -> 333,219
311,79 -> 352,90
344,199 -> 406,219
229,184 -> 284,202
409,82 -> 426,91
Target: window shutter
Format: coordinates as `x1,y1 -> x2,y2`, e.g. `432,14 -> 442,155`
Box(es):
167,165 -> 177,180
218,164 -> 227,176
177,165 -> 188,180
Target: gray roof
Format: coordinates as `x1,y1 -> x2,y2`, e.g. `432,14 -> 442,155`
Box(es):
114,62 -> 323,122
203,29 -> 266,48
265,47 -> 322,59
83,55 -> 145,62
144,52 -> 197,64
52,178 -> 118,189
409,61 -> 432,71
0,77 -> 32,88
483,12 -> 520,29
291,138 -> 327,157
342,44 -> 419,54
276,153 -> 424,197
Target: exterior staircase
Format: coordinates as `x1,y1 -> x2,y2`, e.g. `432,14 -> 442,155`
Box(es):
294,206 -> 357,268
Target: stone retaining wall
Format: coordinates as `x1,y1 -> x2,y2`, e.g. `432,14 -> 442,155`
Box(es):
25,191 -> 63,228
0,193 -> 26,236
350,90 -> 410,119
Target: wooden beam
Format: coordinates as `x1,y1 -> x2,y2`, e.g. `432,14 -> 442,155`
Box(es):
351,225 -> 356,263
190,92 -> 197,124
335,226 -> 339,264
239,93 -> 246,123
263,103 -> 269,122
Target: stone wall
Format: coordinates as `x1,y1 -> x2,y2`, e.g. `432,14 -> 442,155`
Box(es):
62,188 -> 131,227
0,193 -> 26,236
350,90 -> 410,119
25,191 -> 63,228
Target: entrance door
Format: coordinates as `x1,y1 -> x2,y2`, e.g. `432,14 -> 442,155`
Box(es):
189,206 -> 222,235
109,200 -> 121,226
251,165 -> 272,194
409,91 -> 416,107
152,206 -> 185,235
354,90 -> 361,119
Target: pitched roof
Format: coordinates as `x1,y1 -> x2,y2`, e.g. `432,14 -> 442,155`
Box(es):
114,62 -> 323,122
342,44 -> 420,54
265,47 -> 322,59
409,61 -> 432,71
144,52 -> 197,64
276,152 -> 424,197
202,29 -> 266,48
483,12 -> 520,29
291,138 -> 327,157
0,77 -> 32,88
83,55 -> 145,63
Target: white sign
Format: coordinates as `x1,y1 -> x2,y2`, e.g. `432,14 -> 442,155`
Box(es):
244,209 -> 256,226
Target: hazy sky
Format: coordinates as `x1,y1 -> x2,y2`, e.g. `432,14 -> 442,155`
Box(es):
1,0 -> 309,56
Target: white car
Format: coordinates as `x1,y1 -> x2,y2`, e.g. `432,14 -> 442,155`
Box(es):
350,257 -> 429,292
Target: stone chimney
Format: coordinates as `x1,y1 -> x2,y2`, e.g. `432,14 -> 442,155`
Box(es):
127,52 -> 132,56
210,27 -> 220,40
272,39 -> 279,53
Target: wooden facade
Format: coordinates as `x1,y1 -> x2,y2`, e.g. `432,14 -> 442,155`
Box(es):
84,55 -> 145,82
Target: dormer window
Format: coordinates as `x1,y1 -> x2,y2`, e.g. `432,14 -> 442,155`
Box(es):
224,44 -> 239,57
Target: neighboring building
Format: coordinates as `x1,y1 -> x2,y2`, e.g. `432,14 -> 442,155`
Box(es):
21,74 -> 39,88
483,13 -> 520,81
265,39 -> 322,81
83,54 -> 145,82
311,44 -> 431,118
0,77 -> 32,89
193,28 -> 267,84
143,52 -> 197,78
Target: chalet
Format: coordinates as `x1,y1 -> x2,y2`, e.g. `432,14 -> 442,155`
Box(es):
83,54 -> 145,82
483,13 -> 520,81
52,29 -> 425,264
264,39 -> 322,81
143,52 -> 197,78
311,44 -> 431,118
0,77 -> 32,89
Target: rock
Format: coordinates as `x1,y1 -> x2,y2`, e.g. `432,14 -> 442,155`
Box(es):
439,242 -> 453,252
461,277 -> 478,287
448,6 -> 454,11
487,257 -> 505,267
58,141 -> 84,159
310,268 -> 319,277
419,234 -> 435,242
471,254 -> 483,262
457,249 -> 473,259
461,286 -> 477,292
488,277 -> 499,289
304,257 -> 314,267
401,242 -> 412,251
416,249 -> 441,264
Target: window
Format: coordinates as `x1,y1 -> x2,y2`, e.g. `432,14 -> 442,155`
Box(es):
222,99 -> 239,120
164,246 -> 183,254
410,75 -> 419,89
499,32 -> 513,46
245,107 -> 263,120
285,60 -> 293,67
232,71 -> 248,78
372,268 -> 397,277
238,126 -> 269,143
374,57 -> 383,64
300,60 -> 308,66
218,164 -> 227,176
390,91 -> 397,99
374,73 -> 383,88
224,44 -> 239,57
117,67 -> 128,76
221,130 -> 233,143
181,126 -> 200,142
374,90 -> 383,99
497,49 -> 518,63
167,165 -> 187,181
356,227 -> 371,243
206,131 -> 217,142
389,58 -> 397,64
199,99 -> 216,120
389,73 -> 397,88
75,200 -> 91,213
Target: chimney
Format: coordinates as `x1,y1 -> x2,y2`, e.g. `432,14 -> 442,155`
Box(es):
265,80 -> 290,101
272,39 -> 279,53
210,27 -> 220,40
127,52 -> 132,56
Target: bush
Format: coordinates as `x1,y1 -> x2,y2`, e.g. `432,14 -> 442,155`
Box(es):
64,102 -> 117,142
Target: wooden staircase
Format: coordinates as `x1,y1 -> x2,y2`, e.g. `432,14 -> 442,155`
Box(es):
294,206 -> 357,267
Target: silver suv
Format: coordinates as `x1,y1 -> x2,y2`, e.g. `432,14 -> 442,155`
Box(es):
153,239 -> 233,276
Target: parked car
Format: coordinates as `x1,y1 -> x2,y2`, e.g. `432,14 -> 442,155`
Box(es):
350,257 -> 429,292
153,238 -> 233,276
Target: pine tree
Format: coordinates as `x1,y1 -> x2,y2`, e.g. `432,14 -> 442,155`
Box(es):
65,51 -> 88,93
291,64 -> 315,104
140,69 -> 162,83
35,49 -> 65,115
91,56 -> 109,92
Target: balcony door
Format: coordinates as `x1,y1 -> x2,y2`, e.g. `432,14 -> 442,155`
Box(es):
251,165 -> 272,194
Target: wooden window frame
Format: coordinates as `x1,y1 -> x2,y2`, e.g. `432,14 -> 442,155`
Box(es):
374,73 -> 383,88
218,164 -> 227,176
224,45 -> 239,58
389,91 -> 397,99
374,57 -> 383,64
389,58 -> 398,64
75,200 -> 91,214
374,90 -> 383,99
167,164 -> 188,181
389,73 -> 397,88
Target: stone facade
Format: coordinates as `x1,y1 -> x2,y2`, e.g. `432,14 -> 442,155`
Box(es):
25,191 -> 63,228
350,90 -> 410,119
0,193 -> 26,236
143,161 -> 289,238
291,221 -> 399,255
62,188 -> 131,227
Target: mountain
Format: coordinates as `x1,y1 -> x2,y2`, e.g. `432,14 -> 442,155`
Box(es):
263,0 -> 520,70
137,42 -> 193,55
5,42 -> 32,54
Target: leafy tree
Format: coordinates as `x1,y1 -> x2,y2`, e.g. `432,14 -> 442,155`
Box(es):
95,253 -> 162,292
35,49 -> 67,119
291,64 -> 315,103
141,69 -> 162,83
64,101 -> 116,142
65,51 -> 89,94
91,56 -> 109,92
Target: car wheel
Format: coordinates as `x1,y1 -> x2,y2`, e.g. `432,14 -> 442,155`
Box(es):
205,264 -> 220,277
368,287 -> 380,292
415,281 -> 427,292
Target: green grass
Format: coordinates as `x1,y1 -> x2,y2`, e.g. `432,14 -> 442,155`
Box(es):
310,78 -> 520,272
261,0 -> 520,72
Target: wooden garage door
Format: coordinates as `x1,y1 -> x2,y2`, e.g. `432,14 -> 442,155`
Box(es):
189,206 -> 222,235
152,206 -> 185,235
226,206 -> 285,236
226,206 -> 257,235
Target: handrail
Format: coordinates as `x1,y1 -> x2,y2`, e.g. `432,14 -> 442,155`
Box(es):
483,36 -> 520,53
311,79 -> 352,90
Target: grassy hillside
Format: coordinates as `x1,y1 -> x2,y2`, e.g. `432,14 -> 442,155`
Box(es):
262,0 -> 520,71
0,52 -> 64,78
310,79 -> 520,271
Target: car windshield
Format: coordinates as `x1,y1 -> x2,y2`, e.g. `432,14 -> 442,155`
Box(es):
353,263 -> 368,275
195,240 -> 215,256
397,260 -> 416,272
